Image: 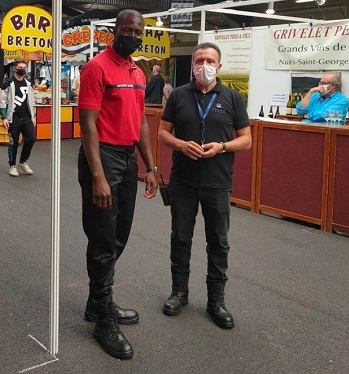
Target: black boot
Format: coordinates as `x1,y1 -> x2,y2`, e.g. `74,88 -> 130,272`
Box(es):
85,296 -> 139,325
206,300 -> 234,329
163,291 -> 189,316
93,295 -> 134,359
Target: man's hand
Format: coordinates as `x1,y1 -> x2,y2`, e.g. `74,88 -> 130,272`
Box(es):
201,142 -> 223,158
180,140 -> 204,160
144,173 -> 158,199
2,118 -> 9,129
92,177 -> 112,209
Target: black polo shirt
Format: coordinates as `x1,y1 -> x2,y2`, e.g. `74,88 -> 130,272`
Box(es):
161,77 -> 249,188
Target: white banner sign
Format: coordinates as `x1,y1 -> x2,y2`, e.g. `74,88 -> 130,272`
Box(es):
204,30 -> 252,74
265,21 -> 349,71
203,30 -> 252,105
170,1 -> 194,28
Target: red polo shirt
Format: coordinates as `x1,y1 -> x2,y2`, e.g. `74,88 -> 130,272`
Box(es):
79,46 -> 146,145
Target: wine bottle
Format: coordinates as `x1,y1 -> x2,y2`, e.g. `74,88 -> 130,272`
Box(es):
274,106 -> 280,119
286,94 -> 292,115
258,105 -> 264,117
268,106 -> 273,118
291,93 -> 298,115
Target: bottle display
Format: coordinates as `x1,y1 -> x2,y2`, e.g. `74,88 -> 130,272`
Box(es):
291,93 -> 298,115
268,106 -> 273,118
258,105 -> 264,117
286,94 -> 292,115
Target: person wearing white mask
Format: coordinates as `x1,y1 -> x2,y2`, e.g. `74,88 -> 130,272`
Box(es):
296,72 -> 349,123
158,42 -> 251,330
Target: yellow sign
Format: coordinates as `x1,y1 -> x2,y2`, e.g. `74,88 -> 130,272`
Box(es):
4,50 -> 23,59
133,18 -> 170,60
1,5 -> 52,53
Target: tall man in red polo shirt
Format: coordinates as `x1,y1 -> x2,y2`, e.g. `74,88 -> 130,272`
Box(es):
78,9 -> 158,359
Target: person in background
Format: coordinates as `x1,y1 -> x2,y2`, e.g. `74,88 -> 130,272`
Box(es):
162,76 -> 174,106
72,65 -> 84,100
78,9 -> 157,360
296,72 -> 349,123
2,72 -> 9,87
145,64 -> 165,104
158,42 -> 251,330
0,59 -> 36,177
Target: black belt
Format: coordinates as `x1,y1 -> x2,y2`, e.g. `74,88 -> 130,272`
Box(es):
100,142 -> 136,155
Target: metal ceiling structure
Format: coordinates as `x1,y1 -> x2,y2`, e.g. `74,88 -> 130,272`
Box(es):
0,0 -> 348,29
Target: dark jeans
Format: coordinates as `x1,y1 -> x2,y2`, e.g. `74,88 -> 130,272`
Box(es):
78,143 -> 138,300
8,114 -> 35,166
168,180 -> 231,301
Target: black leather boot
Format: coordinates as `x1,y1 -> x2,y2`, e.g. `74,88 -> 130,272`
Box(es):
93,295 -> 133,359
163,291 -> 189,316
206,300 -> 234,329
85,296 -> 139,325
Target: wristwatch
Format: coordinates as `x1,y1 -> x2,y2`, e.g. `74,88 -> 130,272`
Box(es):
220,142 -> 227,153
146,167 -> 158,174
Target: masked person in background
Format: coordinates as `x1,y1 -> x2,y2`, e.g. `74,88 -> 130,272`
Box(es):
159,42 -> 251,330
296,72 -> 349,123
0,59 -> 36,177
78,9 -> 157,360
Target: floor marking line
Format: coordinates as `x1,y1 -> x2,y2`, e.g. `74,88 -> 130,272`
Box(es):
28,335 -> 51,354
18,358 -> 59,373
18,335 -> 59,373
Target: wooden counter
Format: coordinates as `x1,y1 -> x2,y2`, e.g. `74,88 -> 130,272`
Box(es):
231,119 -> 258,210
327,127 -> 349,233
255,120 -> 331,231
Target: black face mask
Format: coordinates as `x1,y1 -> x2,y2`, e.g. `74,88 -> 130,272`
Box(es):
113,35 -> 142,57
16,68 -> 26,76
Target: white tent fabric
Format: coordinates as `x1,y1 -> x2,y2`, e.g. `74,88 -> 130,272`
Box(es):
49,0 -> 325,356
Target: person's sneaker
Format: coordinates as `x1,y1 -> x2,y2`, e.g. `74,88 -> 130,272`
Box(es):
9,165 -> 19,177
17,162 -> 34,175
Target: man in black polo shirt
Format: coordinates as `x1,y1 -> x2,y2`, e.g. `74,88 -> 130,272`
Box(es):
0,59 -> 36,177
159,42 -> 251,329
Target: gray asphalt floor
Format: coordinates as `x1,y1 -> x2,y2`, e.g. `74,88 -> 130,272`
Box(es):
0,139 -> 348,374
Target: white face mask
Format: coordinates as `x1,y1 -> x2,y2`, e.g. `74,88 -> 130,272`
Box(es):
319,84 -> 330,96
193,64 -> 217,85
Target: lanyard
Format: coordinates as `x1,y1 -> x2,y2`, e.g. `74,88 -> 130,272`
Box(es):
194,92 -> 217,145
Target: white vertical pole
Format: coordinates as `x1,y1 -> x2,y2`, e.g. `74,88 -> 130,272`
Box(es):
90,22 -> 95,60
49,0 -> 62,356
199,9 -> 206,44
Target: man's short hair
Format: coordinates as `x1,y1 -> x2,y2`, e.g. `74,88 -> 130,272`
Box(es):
13,59 -> 27,67
115,9 -> 143,28
192,42 -> 221,62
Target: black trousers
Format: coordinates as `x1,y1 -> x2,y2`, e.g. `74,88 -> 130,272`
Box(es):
78,143 -> 138,299
8,114 -> 35,166
168,180 -> 231,302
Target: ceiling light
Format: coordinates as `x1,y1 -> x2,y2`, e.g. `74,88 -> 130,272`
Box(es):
156,16 -> 163,27
316,0 -> 326,5
295,0 -> 313,3
266,2 -> 275,14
